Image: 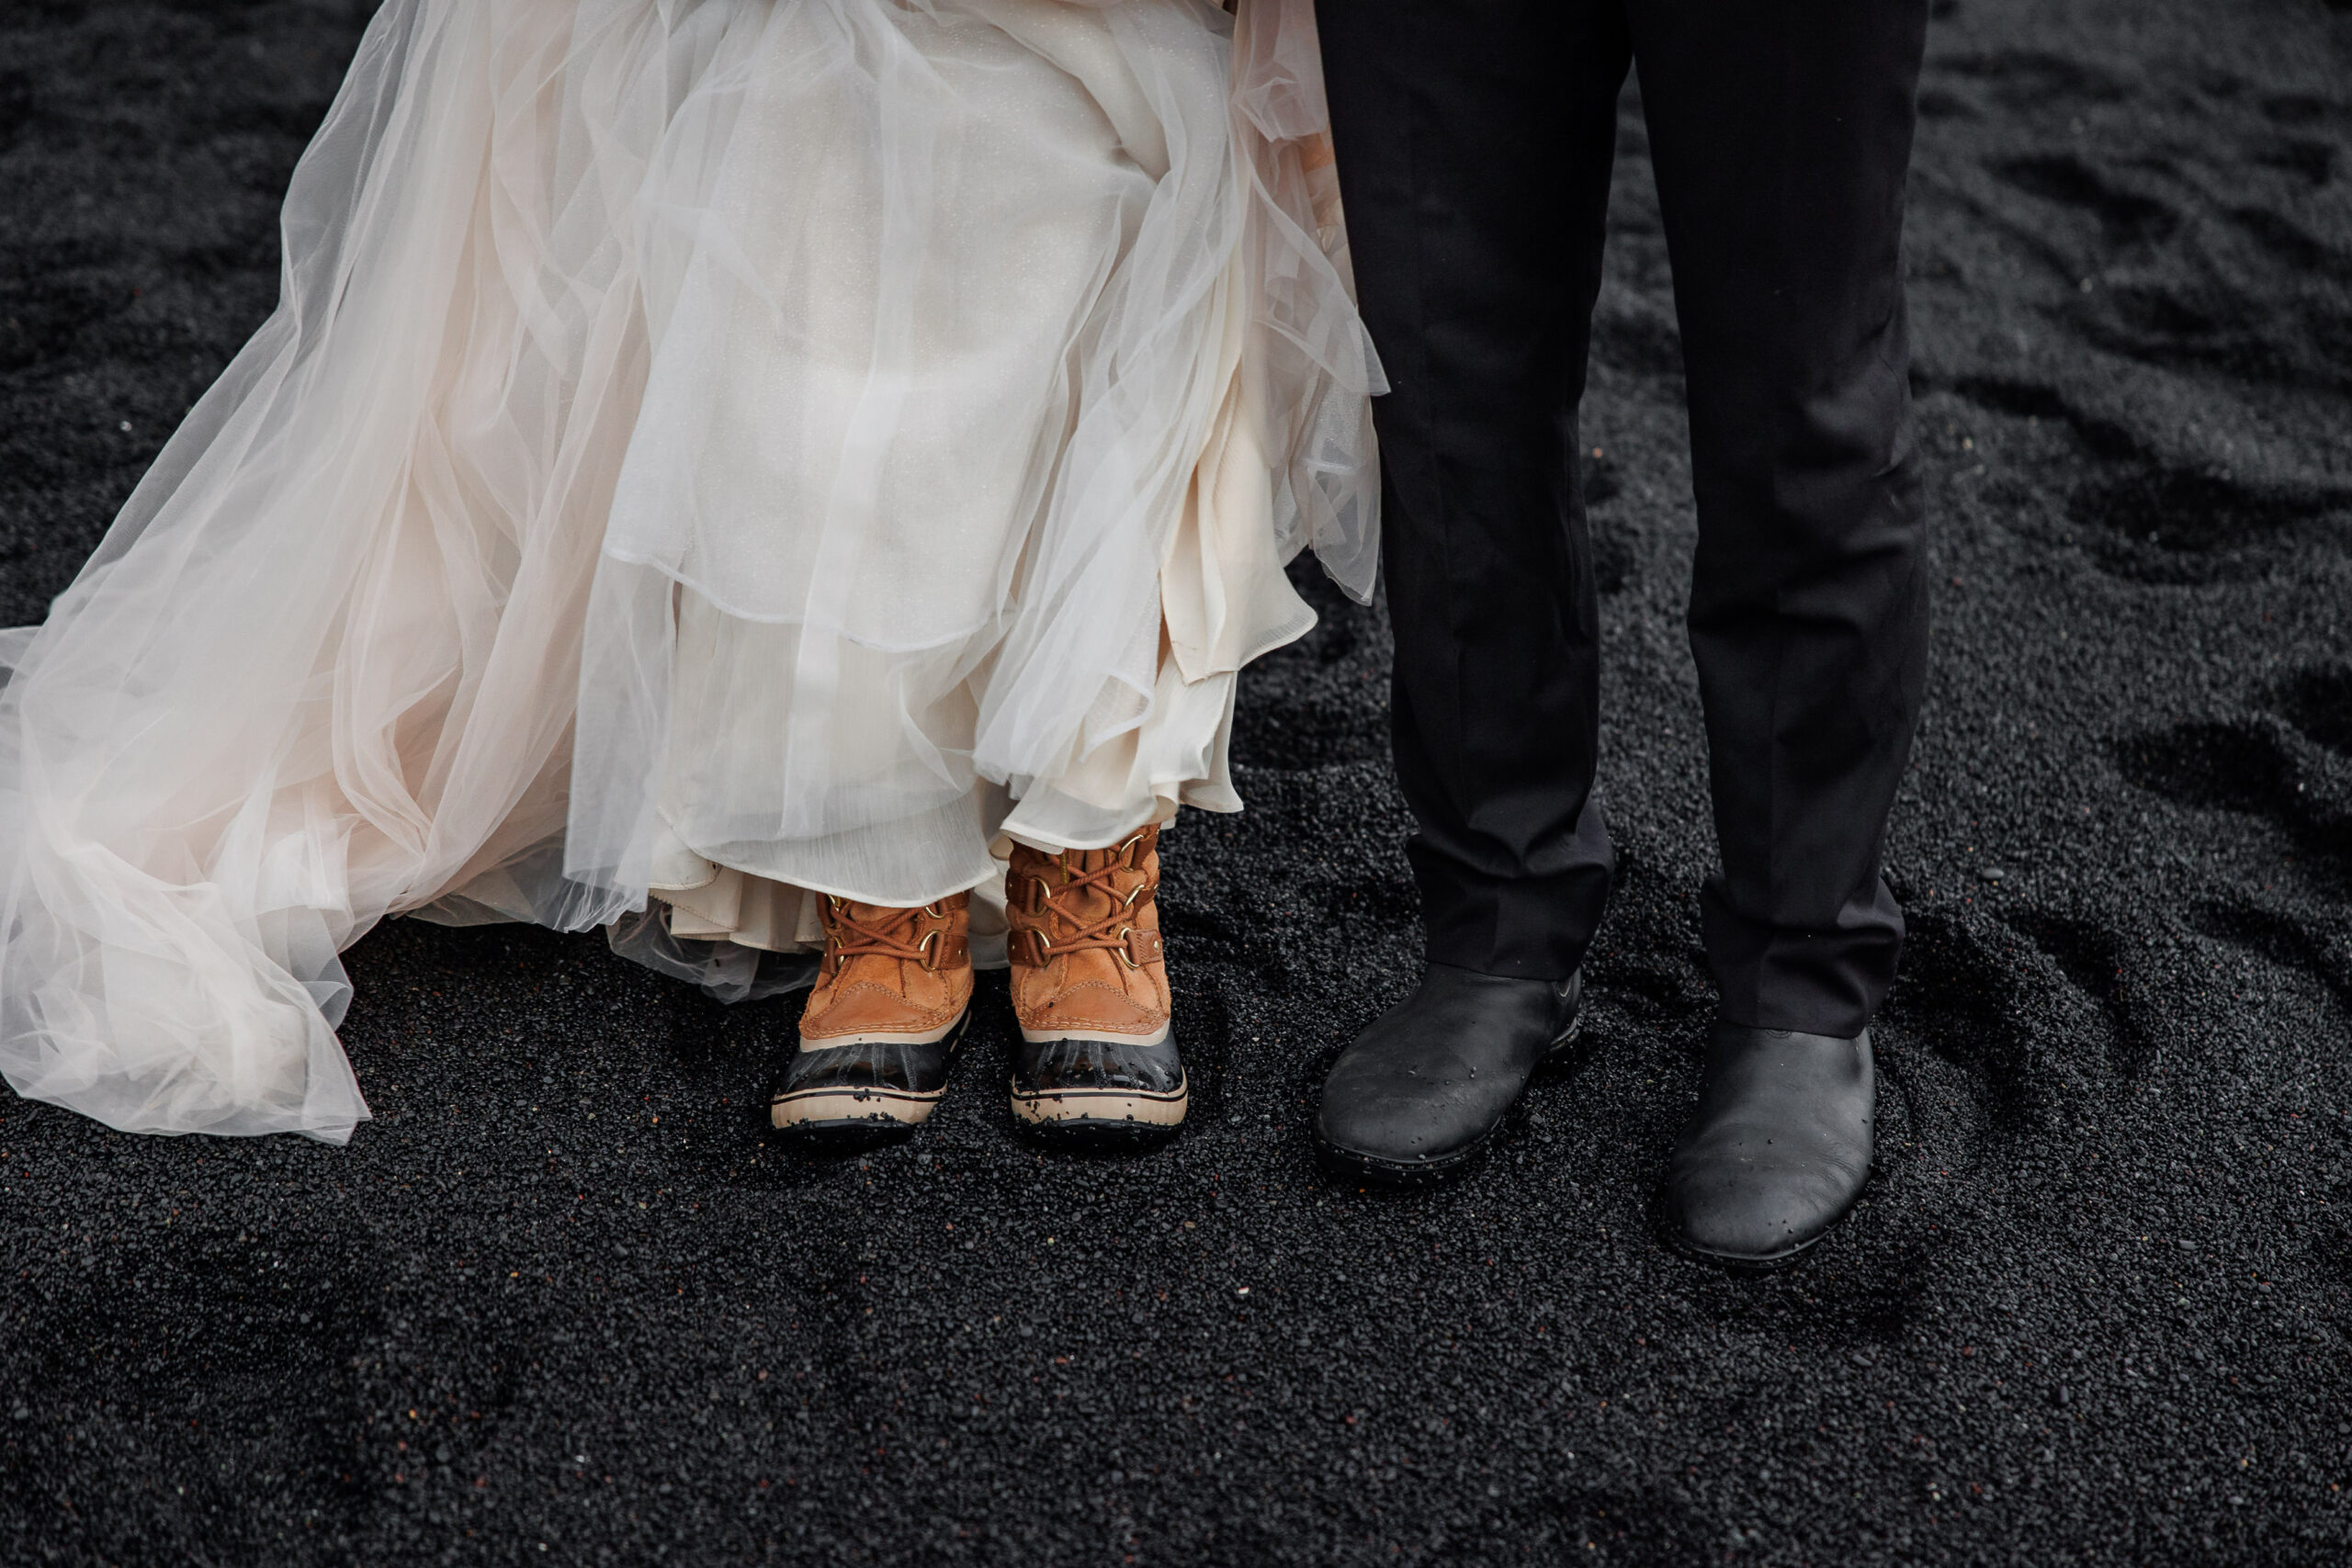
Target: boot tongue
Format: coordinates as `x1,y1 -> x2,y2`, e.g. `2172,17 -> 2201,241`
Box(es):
1057,873 -> 1119,928
1063,855 -> 1141,938
830,902 -> 925,983
846,900 -> 922,933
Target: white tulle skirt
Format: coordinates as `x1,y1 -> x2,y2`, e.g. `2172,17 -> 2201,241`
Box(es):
0,0 -> 1379,1142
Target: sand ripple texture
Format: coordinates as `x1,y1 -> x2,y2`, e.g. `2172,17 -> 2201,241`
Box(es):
1,0 -> 2348,1563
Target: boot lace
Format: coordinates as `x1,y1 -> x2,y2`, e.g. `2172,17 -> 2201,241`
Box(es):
821,897 -> 944,970
1015,833 -> 1155,967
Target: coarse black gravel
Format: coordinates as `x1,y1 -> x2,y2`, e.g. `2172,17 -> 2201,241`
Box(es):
3,1 -> 2350,1563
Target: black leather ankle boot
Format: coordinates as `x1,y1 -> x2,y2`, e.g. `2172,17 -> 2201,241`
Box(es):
1662,1023 -> 1875,1267
1314,964 -> 1583,1186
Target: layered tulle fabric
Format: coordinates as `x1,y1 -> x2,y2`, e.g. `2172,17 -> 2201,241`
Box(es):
0,0 -> 1379,1142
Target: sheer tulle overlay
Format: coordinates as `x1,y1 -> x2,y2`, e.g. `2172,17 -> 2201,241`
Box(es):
0,0 -> 1379,1141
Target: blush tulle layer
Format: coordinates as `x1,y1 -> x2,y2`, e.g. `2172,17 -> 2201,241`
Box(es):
0,0 -> 1379,1141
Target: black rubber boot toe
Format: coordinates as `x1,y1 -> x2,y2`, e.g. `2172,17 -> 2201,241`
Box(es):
770,1018 -> 967,1146
1011,1035 -> 1188,1145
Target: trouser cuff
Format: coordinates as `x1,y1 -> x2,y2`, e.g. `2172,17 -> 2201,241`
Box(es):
1408,844 -> 1615,982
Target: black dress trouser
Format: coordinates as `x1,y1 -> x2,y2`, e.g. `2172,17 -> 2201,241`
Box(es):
1317,0 -> 1933,1039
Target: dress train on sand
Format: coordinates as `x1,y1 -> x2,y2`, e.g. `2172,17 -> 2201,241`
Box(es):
0,0 -> 1379,1141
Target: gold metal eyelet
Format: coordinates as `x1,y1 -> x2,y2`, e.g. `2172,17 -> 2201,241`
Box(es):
924,902 -> 944,919
1114,926 -> 1140,970
1124,883 -> 1148,908
918,930 -> 940,971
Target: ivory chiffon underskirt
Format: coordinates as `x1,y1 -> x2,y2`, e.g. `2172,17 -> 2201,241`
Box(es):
639,627 -> 1248,975
0,0 -> 1380,1141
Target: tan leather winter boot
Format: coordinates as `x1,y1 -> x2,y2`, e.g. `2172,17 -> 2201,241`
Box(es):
1004,826 -> 1186,1140
770,893 -> 973,1139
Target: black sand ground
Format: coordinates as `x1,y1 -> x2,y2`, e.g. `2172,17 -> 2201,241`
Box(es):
2,1 -> 2349,1563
